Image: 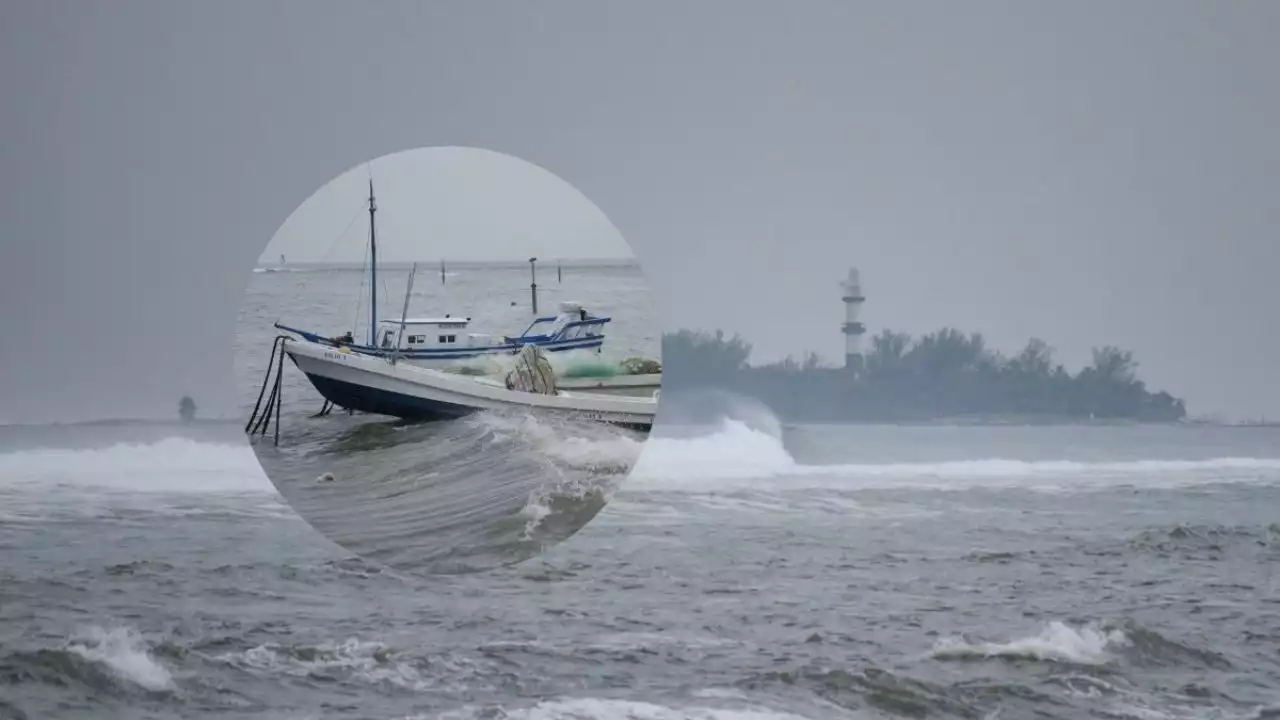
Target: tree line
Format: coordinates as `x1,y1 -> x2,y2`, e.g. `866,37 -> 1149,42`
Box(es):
660,327 -> 1186,423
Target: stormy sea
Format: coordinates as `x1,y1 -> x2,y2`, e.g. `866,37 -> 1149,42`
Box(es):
3,408 -> 1280,720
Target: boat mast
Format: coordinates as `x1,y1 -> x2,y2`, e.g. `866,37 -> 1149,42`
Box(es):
392,263 -> 417,365
368,178 -> 378,347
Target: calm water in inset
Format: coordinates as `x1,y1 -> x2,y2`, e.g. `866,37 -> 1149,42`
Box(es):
3,415 -> 1280,720
234,263 -> 658,575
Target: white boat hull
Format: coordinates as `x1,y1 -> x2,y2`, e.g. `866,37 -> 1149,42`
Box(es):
557,373 -> 661,397
284,340 -> 656,431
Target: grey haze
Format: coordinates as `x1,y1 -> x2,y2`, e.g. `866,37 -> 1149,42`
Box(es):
1,1 -> 1277,423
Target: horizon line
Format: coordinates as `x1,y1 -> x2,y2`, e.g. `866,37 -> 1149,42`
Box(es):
254,256 -> 639,266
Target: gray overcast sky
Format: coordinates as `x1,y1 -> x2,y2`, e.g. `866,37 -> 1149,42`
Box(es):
2,1 -> 1278,423
260,146 -> 631,264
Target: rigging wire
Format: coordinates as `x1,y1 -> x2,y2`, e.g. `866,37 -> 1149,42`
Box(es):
277,200 -> 366,324
353,229 -> 370,341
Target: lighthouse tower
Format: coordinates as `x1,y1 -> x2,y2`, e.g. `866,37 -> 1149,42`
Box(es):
841,267 -> 867,372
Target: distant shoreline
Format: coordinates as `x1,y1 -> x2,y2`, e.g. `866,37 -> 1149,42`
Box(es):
661,328 -> 1199,425
253,258 -> 641,271
0,418 -> 248,453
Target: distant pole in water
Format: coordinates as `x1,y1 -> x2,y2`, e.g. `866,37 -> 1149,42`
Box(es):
440,259 -> 446,284
367,178 -> 378,347
557,260 -> 562,284
529,256 -> 538,315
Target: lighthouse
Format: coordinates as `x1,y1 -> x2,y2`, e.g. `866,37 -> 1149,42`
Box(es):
841,267 -> 866,372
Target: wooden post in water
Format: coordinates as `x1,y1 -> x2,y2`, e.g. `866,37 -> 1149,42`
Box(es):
529,256 -> 538,315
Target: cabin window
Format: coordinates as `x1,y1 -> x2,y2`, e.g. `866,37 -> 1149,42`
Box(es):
438,335 -> 447,343
447,335 -> 457,343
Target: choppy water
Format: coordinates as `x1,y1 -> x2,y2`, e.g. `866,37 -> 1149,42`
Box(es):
235,263 -> 657,574
3,413 -> 1280,720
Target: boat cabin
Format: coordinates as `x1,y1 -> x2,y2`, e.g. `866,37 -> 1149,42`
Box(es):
372,317 -> 493,351
510,301 -> 609,343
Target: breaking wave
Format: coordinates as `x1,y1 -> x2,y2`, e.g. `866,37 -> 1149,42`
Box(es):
929,620 -> 1128,665
627,416 -> 1280,494
0,626 -> 176,697
0,437 -> 272,495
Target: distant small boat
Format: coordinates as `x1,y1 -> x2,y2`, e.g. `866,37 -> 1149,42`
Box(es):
253,254 -> 288,274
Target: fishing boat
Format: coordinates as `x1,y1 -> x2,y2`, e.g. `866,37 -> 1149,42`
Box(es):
270,178 -> 658,431
275,300 -> 608,366
282,329 -> 657,432
272,180 -> 612,364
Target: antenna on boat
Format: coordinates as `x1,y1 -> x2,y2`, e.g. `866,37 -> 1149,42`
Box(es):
529,257 -> 538,315
367,177 -> 378,347
392,263 -> 417,365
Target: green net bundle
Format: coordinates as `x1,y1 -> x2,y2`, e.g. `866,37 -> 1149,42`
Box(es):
559,361 -> 620,378
619,357 -> 662,375
558,356 -> 661,378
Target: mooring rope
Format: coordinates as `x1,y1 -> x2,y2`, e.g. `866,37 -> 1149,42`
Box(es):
312,399 -> 334,418
245,335 -> 293,446
245,336 -> 285,433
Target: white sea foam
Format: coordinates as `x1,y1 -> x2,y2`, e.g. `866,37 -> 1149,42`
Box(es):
433,698 -> 829,720
225,638 -> 445,693
0,437 -> 274,495
65,626 -> 175,692
929,620 -> 1129,665
626,418 -> 1280,494
474,410 -> 645,474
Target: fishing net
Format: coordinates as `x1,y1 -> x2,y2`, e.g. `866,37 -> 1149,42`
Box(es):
559,356 -> 661,378
505,345 -> 559,395
560,361 -> 620,378
619,357 -> 662,375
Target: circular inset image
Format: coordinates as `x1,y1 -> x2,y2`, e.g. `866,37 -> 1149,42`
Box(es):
234,146 -> 661,575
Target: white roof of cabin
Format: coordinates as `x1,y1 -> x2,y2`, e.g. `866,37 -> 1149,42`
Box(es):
378,317 -> 470,325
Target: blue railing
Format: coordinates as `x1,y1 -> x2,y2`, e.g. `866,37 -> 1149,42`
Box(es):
508,316 -> 611,345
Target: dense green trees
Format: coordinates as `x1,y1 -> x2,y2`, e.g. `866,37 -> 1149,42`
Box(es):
661,328 -> 1186,422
